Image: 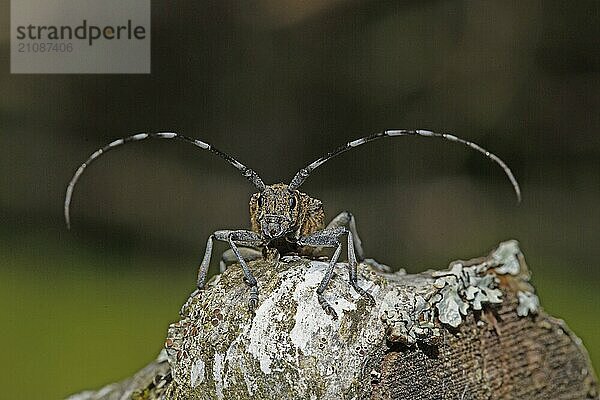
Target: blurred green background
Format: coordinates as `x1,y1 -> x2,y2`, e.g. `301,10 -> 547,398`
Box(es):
1,1 -> 598,398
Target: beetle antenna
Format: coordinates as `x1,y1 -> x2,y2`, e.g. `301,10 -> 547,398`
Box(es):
288,129 -> 521,202
64,132 -> 265,229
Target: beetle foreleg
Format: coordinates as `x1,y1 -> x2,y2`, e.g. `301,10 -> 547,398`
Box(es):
220,247 -> 263,273
193,230 -> 263,314
227,234 -> 261,312
299,227 -> 374,319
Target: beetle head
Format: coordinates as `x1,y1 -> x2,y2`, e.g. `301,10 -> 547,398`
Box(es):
249,183 -> 300,240
250,183 -> 326,240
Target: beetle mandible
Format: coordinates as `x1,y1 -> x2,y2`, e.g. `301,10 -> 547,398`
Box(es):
64,130 -> 521,319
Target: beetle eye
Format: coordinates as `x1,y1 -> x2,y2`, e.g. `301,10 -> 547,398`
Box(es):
289,197 -> 297,209
257,195 -> 263,207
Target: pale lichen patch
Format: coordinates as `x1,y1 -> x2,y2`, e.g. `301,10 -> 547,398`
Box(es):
379,274 -> 441,345
434,275 -> 470,328
290,261 -> 357,356
246,270 -> 297,374
491,240 -> 521,275
212,353 -> 225,399
190,360 -> 205,388
430,262 -> 504,327
517,290 -> 540,316
380,244 -> 530,341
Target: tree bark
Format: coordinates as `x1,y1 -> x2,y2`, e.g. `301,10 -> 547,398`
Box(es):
67,241 -> 598,400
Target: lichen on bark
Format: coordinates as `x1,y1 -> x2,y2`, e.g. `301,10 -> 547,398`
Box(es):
67,241 -> 598,400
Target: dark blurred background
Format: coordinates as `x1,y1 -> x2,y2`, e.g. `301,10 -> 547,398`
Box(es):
1,1 -> 598,398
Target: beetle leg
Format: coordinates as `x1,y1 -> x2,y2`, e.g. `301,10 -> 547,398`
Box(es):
193,230 -> 263,313
326,211 -> 365,260
347,232 -> 375,305
220,247 -> 263,272
326,211 -> 391,273
299,227 -> 374,319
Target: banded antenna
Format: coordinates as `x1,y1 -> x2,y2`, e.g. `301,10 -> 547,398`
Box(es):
64,132 -> 266,229
289,129 -> 521,202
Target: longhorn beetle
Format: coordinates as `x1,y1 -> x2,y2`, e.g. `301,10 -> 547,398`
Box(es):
65,130 -> 521,319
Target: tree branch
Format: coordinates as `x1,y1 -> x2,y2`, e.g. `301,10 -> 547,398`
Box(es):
67,241 -> 598,400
